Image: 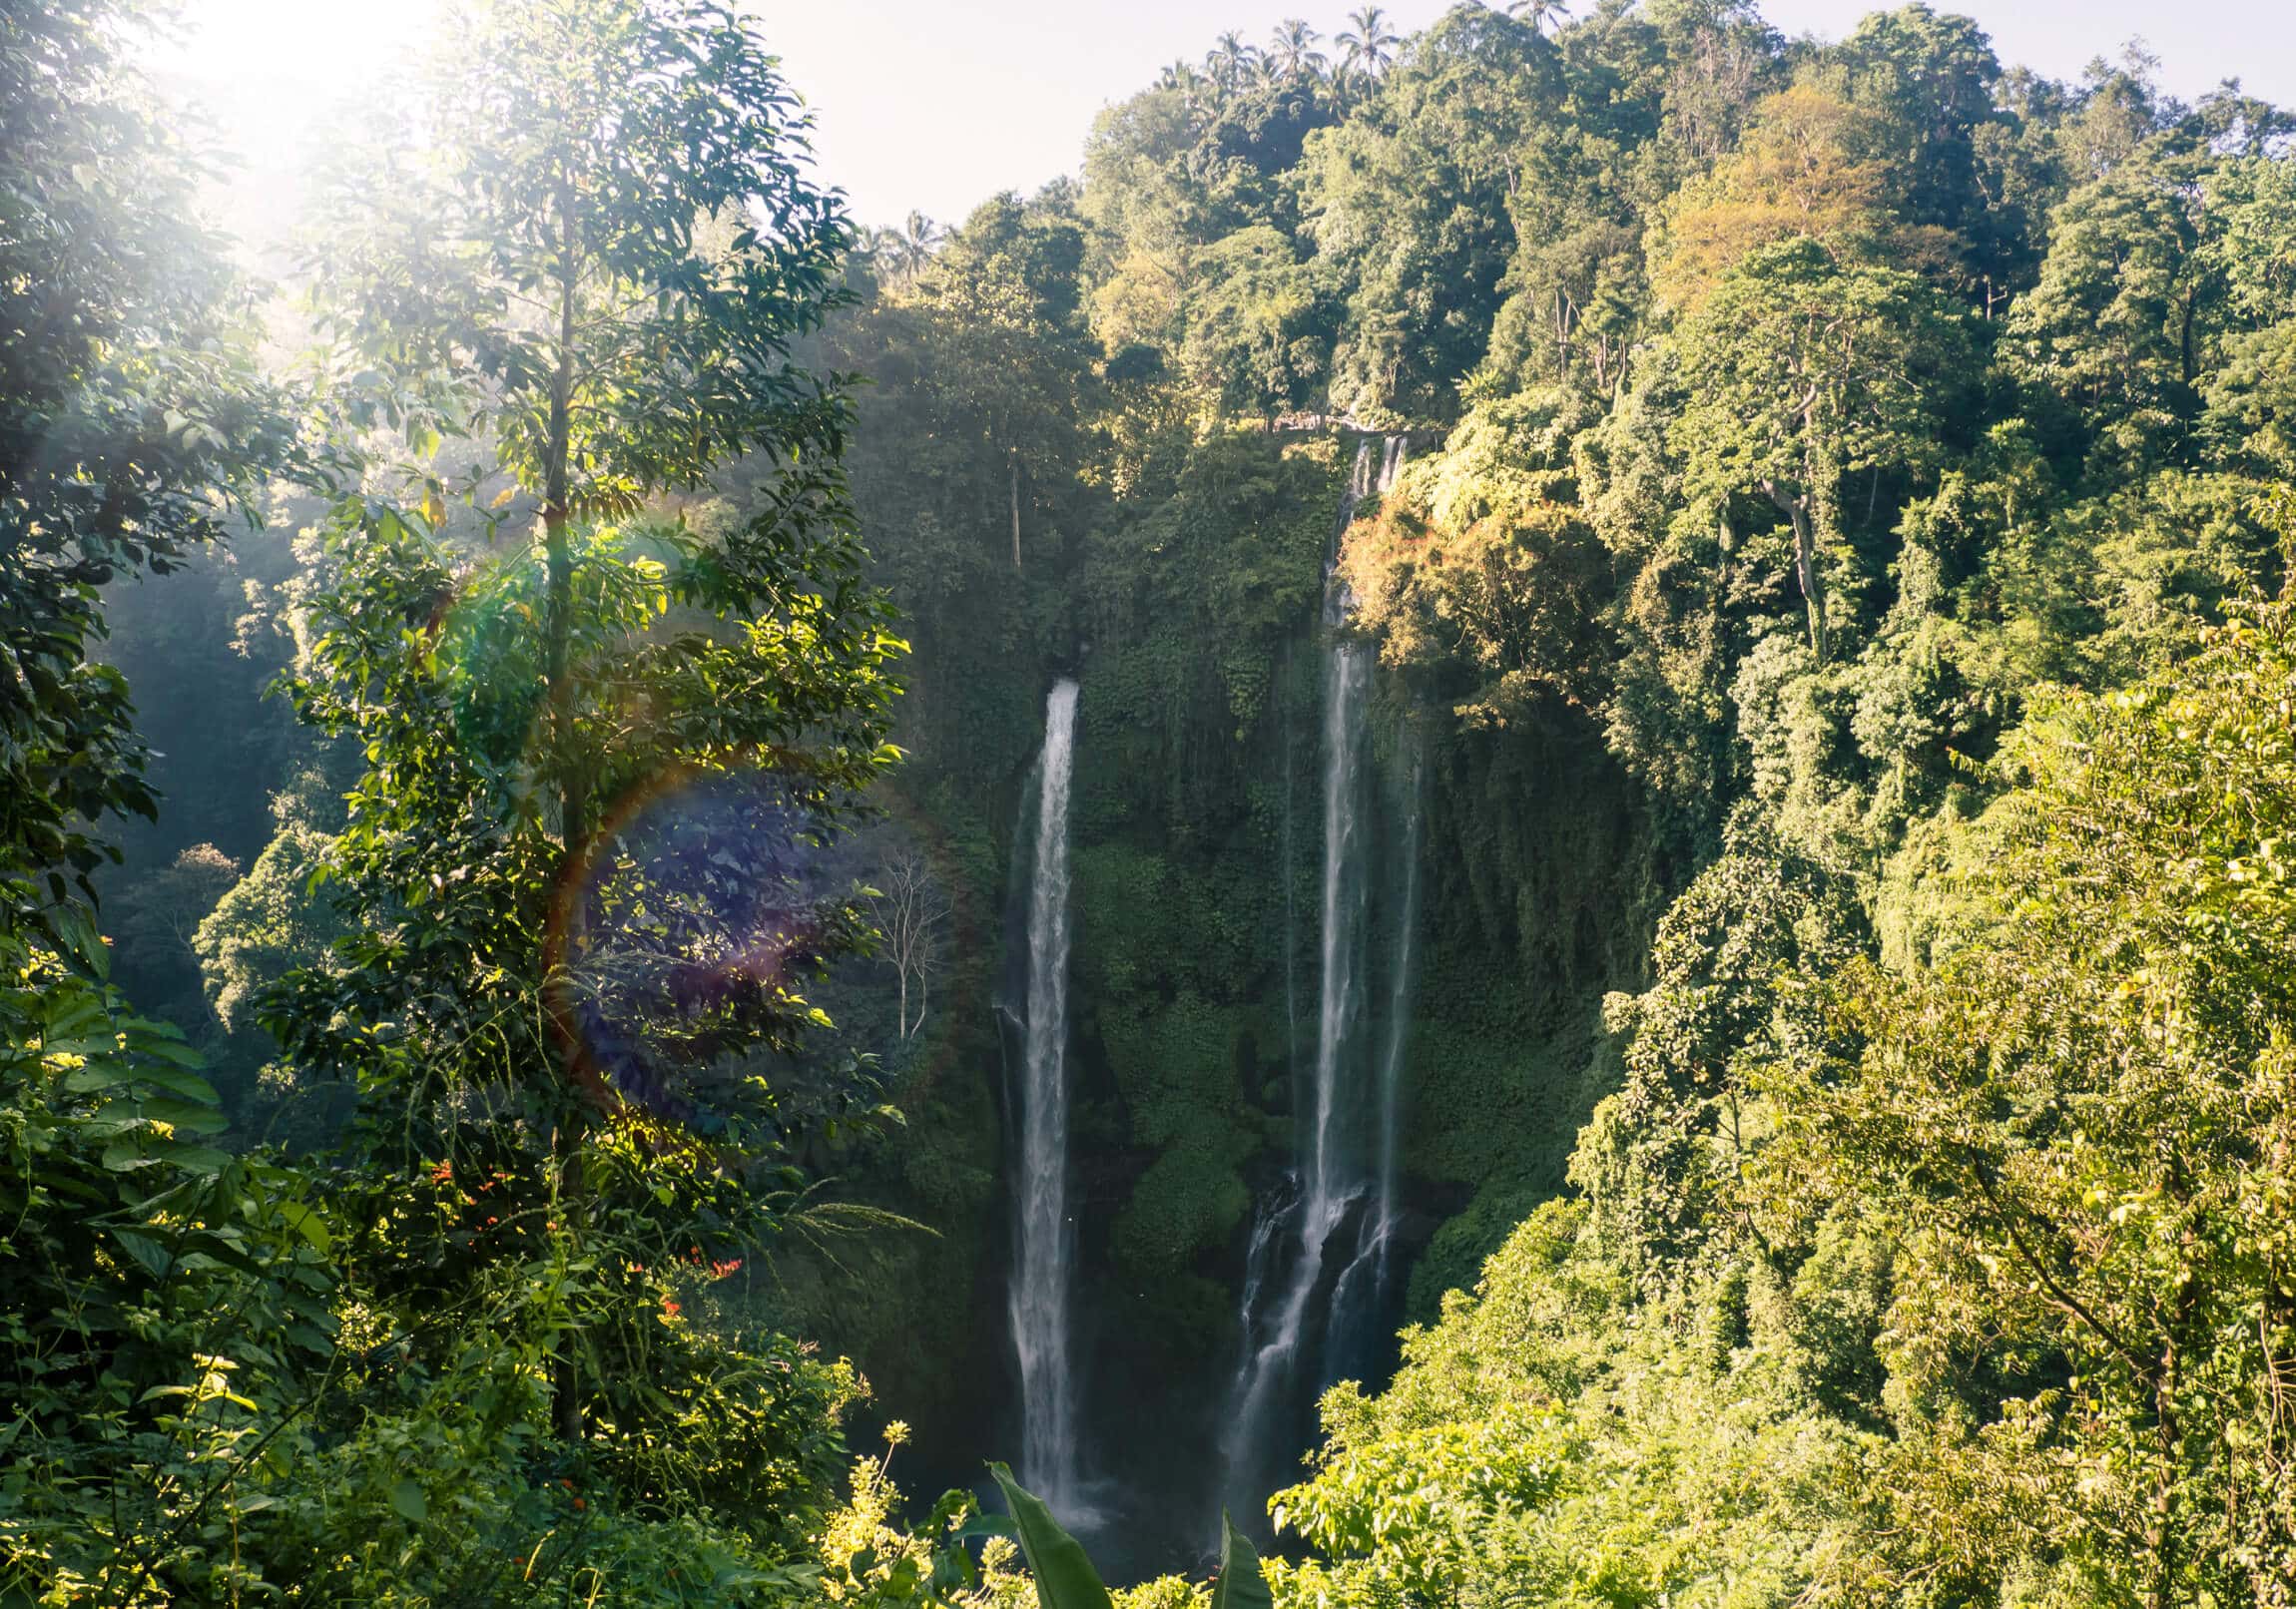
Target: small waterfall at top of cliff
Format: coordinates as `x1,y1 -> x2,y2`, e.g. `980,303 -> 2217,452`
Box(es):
1223,435 -> 1416,1519
1012,677 -> 1082,1514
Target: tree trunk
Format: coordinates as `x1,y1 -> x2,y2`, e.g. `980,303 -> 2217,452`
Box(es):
542,198 -> 590,1448
2147,1296 -> 2195,1609
1762,478 -> 1827,663
897,967 -> 909,1041
1009,451 -> 1023,575
2179,282 -> 2200,388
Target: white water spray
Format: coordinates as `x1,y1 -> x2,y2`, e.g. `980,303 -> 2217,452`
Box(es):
1223,436 -> 1417,1511
1012,677 -> 1082,1510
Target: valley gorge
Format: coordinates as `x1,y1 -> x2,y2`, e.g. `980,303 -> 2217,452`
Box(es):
52,0 -> 2296,1599
779,405 -> 1664,1564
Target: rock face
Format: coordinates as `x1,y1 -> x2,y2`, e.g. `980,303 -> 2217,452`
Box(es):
773,418 -> 1664,1568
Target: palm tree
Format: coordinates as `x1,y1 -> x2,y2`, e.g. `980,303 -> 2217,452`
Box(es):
1506,0 -> 1571,36
1337,6 -> 1400,81
1157,57 -> 1204,98
1267,19 -> 1328,83
1206,31 -> 1258,91
891,210 -> 942,280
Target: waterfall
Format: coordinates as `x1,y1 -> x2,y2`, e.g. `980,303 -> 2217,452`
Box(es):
1373,752 -> 1424,1281
1223,434 -> 1416,1515
1328,743 -> 1423,1369
1281,641 -> 1301,1085
1012,677 -> 1082,1511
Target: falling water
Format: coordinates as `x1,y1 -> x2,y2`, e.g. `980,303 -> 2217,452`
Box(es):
1223,435 -> 1416,1514
1012,677 -> 1082,1511
1281,641 -> 1302,1084
1340,744 -> 1424,1354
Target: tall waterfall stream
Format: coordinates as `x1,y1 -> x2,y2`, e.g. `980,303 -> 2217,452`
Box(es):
1012,677 -> 1083,1512
1221,435 -> 1419,1518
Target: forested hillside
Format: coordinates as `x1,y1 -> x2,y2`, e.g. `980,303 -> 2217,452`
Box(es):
9,0 -> 2296,1603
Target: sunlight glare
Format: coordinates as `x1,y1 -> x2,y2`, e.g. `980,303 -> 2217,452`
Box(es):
159,0 -> 442,92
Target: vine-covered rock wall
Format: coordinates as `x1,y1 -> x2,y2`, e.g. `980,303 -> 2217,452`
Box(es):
764,416 -> 1670,1533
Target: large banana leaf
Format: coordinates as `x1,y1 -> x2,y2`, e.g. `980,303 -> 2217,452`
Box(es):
1211,1512 -> 1273,1609
987,1462 -> 1113,1609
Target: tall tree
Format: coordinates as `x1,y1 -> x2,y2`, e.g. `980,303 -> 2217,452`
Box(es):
306,0 -> 854,859
1672,237 -> 1973,660
280,0 -> 899,1442
1268,19 -> 1329,83
1208,30 -> 1260,90
1336,7 -> 1401,84
0,3 -> 326,1599
1506,0 -> 1572,37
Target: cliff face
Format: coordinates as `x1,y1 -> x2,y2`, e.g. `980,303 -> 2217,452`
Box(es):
765,413 -> 1668,1554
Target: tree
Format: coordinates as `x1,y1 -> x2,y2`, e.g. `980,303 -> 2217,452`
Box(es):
111,842 -> 241,985
1177,226 -> 1329,424
1267,19 -> 1329,84
1832,4 -> 2026,295
868,845 -> 951,1039
894,210 -> 946,279
1299,5 -> 1559,418
889,191 -> 1096,578
1,0 -> 293,958
1336,7 -> 1401,87
0,4 -> 326,1598
304,0 -> 853,861
1505,0 -> 1571,37
1772,602 -> 2296,1604
1672,237 -> 1974,661
1158,58 -> 1206,100
1652,86 -> 1958,308
276,0 -> 901,1452
2004,159 -> 2205,478
1208,31 -> 1261,91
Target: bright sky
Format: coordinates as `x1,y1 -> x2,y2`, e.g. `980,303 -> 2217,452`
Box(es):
163,0 -> 2296,232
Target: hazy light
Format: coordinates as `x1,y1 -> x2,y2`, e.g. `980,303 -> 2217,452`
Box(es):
156,0 -> 442,90
146,0 -> 2296,246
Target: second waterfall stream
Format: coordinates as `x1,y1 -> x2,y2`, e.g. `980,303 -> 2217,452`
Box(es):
1222,434 -> 1420,1519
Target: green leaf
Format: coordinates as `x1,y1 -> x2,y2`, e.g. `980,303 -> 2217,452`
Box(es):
48,903 -> 109,979
143,1098 -> 230,1135
135,1035 -> 210,1069
123,1065 -> 220,1104
389,1479 -> 428,1522
276,1200 -> 332,1255
986,1463 -> 1111,1609
62,1064 -> 136,1094
150,1141 -> 231,1176
1211,1512 -> 1272,1609
110,1228 -> 175,1279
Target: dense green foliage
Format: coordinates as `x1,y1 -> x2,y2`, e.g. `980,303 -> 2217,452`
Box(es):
812,0 -> 2296,1596
1,2 -> 969,1602
15,0 -> 2296,1602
